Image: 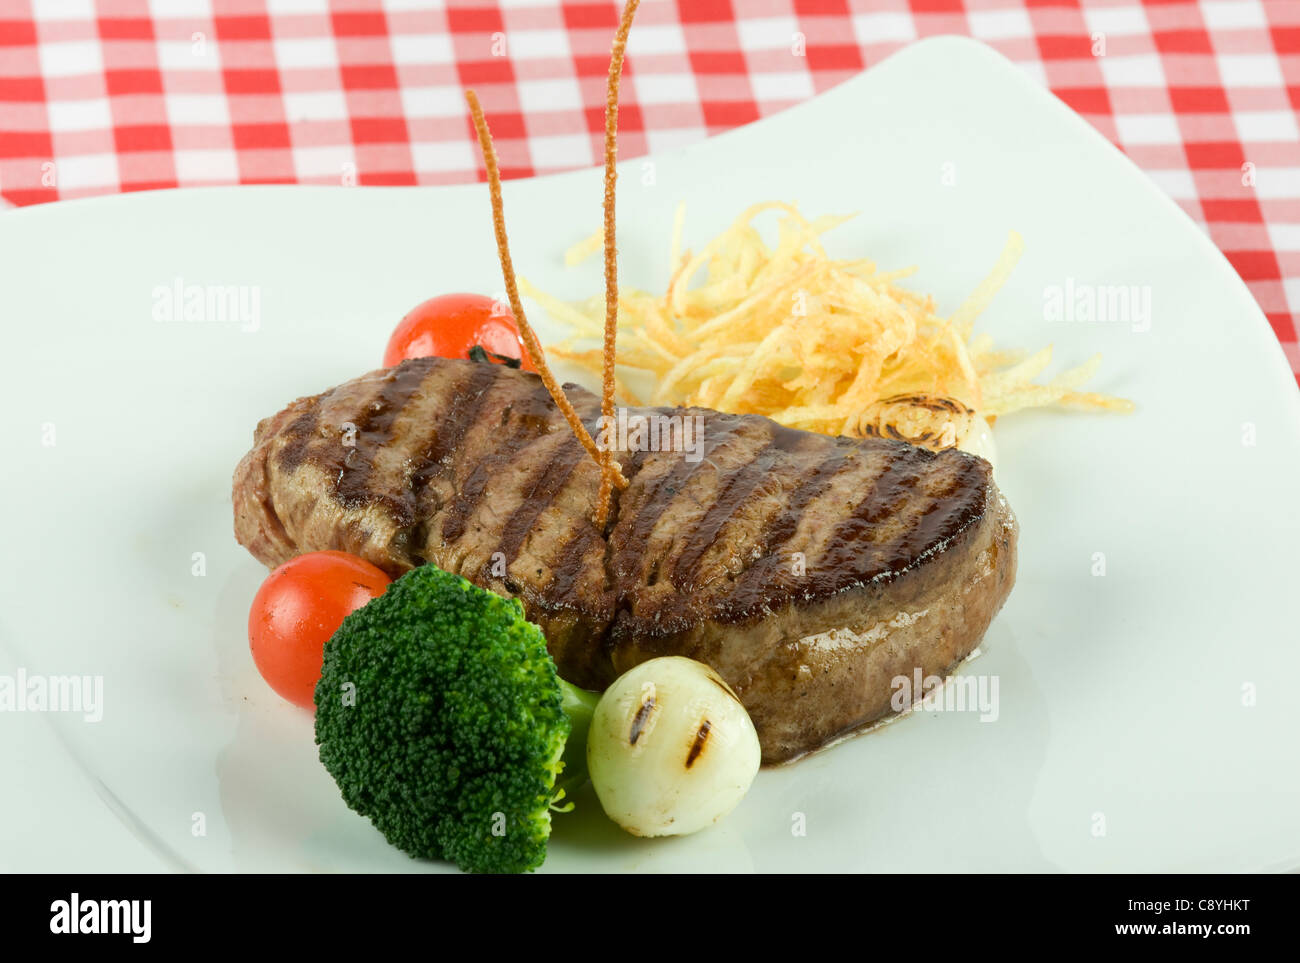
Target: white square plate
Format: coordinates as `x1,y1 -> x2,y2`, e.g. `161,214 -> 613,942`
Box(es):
2,37 -> 1298,872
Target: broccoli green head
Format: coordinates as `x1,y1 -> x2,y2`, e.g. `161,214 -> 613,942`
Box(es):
314,564 -> 591,874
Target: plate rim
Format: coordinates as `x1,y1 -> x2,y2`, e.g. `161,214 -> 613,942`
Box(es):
5,34 -> 1298,873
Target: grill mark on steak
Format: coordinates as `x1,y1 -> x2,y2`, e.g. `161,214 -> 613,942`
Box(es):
370,363 -> 488,555
732,445 -> 859,597
412,362 -> 500,488
809,445 -> 905,548
495,433 -> 589,564
668,422 -> 827,592
596,428 -> 672,585
754,444 -> 856,555
277,408 -> 321,476
620,435 -> 661,475
408,362 -> 502,545
495,398 -> 613,604
608,415 -> 748,590
495,399 -> 612,574
440,390 -> 557,545
331,365 -> 429,523
828,449 -> 988,588
827,452 -> 929,582
666,421 -> 779,591
855,449 -> 922,526
546,519 -> 604,605
894,458 -> 990,567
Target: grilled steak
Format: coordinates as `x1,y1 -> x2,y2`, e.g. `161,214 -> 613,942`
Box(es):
233,356 -> 1018,763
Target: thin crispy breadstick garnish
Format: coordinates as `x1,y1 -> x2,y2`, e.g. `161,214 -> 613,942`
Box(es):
464,89 -> 623,492
594,0 -> 641,528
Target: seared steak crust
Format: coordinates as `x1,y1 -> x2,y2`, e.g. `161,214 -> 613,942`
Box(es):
234,356 -> 1018,762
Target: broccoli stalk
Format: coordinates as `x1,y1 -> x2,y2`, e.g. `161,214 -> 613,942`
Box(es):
314,564 -> 599,874
555,680 -> 599,801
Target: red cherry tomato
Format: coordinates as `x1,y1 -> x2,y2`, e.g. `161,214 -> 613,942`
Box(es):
248,551 -> 391,710
383,293 -> 535,371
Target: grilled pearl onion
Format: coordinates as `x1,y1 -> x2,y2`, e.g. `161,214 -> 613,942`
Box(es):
587,657 -> 760,837
957,413 -> 998,469
853,393 -> 997,470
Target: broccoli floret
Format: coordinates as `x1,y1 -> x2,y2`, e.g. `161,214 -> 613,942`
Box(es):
314,564 -> 598,874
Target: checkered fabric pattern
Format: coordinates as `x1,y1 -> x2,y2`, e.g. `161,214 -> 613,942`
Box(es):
1,1 -> 1297,385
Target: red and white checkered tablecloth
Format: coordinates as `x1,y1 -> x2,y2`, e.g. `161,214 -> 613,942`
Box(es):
2,0 -> 1297,386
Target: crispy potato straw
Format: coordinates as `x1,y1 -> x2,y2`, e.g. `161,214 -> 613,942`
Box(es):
531,203 -> 1133,451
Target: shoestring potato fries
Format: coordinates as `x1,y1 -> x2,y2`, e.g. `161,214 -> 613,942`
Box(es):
523,202 -> 1132,454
